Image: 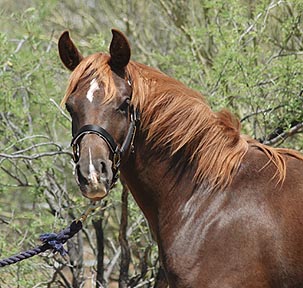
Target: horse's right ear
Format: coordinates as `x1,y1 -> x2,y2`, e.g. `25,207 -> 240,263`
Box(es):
109,29 -> 131,70
58,31 -> 83,71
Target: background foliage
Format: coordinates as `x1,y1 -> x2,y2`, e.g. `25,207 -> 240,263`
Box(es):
0,0 -> 302,287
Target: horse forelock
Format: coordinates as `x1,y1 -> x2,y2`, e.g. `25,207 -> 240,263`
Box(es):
61,53 -> 116,107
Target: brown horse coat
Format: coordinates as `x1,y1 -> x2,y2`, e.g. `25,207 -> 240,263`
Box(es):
59,29 -> 303,287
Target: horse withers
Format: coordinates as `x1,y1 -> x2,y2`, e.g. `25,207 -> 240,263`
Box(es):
58,29 -> 303,287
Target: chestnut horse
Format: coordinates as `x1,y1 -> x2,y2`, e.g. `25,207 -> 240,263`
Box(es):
58,29 -> 303,287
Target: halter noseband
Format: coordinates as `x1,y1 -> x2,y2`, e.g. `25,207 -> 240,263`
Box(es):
70,79 -> 139,187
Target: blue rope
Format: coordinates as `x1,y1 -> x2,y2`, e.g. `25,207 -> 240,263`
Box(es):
0,220 -> 83,268
39,233 -> 68,256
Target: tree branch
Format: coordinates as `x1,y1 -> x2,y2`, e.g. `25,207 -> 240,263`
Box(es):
262,121 -> 303,146
0,150 -> 72,160
119,179 -> 130,287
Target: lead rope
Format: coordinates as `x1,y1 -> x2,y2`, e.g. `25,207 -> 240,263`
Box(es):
0,203 -> 100,268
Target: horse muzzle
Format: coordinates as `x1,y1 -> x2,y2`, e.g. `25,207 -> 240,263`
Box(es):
75,157 -> 113,201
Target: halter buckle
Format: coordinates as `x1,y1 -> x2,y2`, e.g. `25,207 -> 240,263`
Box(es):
112,150 -> 121,170
72,144 -> 79,163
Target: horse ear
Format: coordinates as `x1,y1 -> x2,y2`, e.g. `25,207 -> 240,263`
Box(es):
58,31 -> 83,71
109,29 -> 131,70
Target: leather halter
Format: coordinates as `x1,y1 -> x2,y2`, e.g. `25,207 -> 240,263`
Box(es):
70,79 -> 139,187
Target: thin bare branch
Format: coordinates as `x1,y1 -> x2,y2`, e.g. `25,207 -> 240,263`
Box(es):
263,122 -> 303,146
0,150 -> 72,160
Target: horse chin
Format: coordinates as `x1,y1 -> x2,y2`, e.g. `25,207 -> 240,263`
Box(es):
80,183 -> 109,202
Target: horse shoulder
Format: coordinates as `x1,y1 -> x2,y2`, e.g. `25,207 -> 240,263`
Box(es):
162,148 -> 303,287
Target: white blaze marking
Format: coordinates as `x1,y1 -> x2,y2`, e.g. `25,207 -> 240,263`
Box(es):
88,148 -> 98,183
86,78 -> 100,102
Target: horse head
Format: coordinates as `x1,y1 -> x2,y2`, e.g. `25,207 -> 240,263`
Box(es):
58,30 -> 137,201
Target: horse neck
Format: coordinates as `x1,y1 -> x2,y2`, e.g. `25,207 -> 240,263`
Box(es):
120,132 -> 198,239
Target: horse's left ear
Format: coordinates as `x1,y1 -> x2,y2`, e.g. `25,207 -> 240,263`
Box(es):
58,31 -> 83,71
109,29 -> 131,70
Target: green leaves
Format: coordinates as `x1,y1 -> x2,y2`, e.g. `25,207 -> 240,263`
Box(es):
153,1 -> 303,144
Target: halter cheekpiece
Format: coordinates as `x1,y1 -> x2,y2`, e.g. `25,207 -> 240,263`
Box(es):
70,78 -> 139,187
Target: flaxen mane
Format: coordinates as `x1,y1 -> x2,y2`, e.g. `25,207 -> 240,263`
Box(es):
62,53 -> 303,191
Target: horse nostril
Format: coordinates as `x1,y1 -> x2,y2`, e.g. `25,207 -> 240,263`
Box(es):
100,161 -> 107,175
76,165 -> 89,186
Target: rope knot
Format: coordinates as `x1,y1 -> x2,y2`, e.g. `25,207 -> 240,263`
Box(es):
39,220 -> 83,256
39,233 -> 68,256
0,207 -> 89,267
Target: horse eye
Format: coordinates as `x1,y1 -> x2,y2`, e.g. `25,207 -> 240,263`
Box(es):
66,103 -> 73,114
118,98 -> 130,113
